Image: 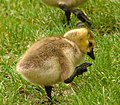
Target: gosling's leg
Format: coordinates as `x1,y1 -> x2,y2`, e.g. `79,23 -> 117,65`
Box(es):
65,11 -> 71,25
72,9 -> 92,26
64,62 -> 92,83
59,4 -> 71,25
45,86 -> 53,102
59,4 -> 91,26
64,69 -> 77,83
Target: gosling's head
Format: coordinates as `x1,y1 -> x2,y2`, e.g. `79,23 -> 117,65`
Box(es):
64,28 -> 96,59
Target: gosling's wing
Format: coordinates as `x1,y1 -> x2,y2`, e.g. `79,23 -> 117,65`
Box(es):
59,38 -> 83,81
16,37 -> 60,70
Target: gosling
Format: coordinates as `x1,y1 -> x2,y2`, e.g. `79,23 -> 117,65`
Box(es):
41,0 -> 91,26
16,28 -> 95,102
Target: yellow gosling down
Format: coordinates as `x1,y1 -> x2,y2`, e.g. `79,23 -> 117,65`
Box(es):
16,28 -> 95,102
41,0 -> 91,26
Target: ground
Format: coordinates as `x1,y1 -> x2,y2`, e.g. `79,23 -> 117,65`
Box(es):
0,0 -> 120,105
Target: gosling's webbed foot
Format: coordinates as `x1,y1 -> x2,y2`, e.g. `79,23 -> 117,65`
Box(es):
76,21 -> 85,28
72,9 -> 92,26
64,62 -> 92,83
41,99 -> 53,105
75,62 -> 92,77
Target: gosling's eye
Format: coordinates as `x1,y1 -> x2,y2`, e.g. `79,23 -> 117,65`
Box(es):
89,42 -> 92,47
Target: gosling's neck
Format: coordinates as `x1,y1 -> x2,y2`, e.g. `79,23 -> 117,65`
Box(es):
63,29 -> 88,54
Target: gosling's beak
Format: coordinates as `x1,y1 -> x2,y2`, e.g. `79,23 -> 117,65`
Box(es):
87,49 -> 95,60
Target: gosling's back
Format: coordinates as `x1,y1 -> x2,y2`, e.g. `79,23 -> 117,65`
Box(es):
16,37 -> 83,86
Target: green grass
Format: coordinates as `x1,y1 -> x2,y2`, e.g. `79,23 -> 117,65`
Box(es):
0,0 -> 120,105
